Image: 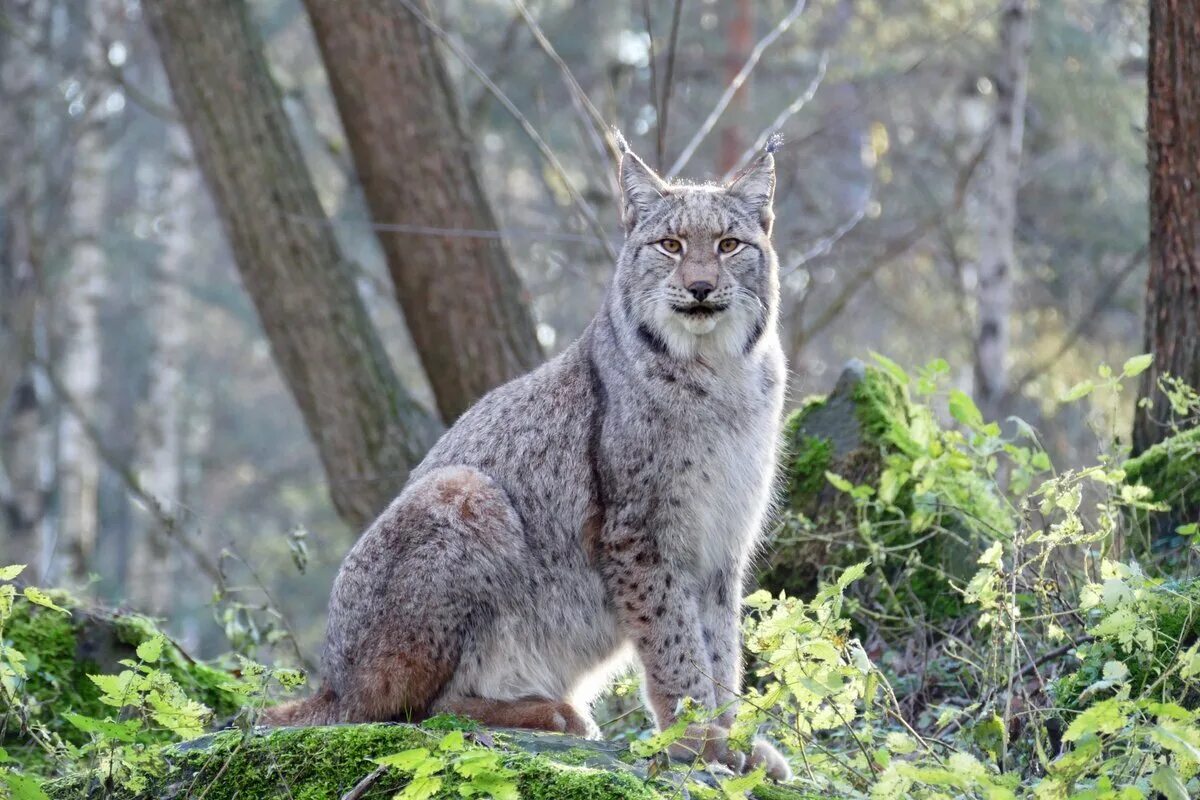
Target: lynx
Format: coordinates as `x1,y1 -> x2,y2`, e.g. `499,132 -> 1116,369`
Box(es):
263,135 -> 790,780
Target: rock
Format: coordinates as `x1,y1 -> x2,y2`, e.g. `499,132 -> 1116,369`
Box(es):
758,360 -> 1014,611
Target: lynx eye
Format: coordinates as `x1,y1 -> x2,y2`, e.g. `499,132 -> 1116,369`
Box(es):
656,238 -> 683,255
718,237 -> 742,254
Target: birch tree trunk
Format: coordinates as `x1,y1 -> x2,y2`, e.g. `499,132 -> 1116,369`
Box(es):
0,10 -> 45,572
302,0 -> 543,423
973,0 -> 1030,420
144,0 -> 442,531
135,128 -> 192,614
57,109 -> 106,583
1133,0 -> 1200,455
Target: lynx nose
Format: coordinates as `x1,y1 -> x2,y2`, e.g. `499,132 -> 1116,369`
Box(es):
687,281 -> 714,302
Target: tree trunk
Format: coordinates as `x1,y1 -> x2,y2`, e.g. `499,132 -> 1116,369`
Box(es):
302,0 -> 543,423
0,9 -> 45,573
717,0 -> 753,176
144,0 -> 442,531
1133,0 -> 1200,456
973,0 -> 1030,420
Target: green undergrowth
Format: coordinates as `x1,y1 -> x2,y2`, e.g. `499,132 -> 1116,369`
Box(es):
38,722 -> 818,800
763,356 -> 1020,620
2,589 -> 243,770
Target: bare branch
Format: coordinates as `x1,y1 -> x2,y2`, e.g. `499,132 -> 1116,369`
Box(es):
722,51 -> 828,181
395,0 -> 617,260
35,357 -> 222,582
666,0 -> 808,178
340,766 -> 389,800
658,0 -> 685,168
511,0 -> 616,166
793,217 -> 937,350
641,0 -> 660,168
1005,245 -> 1148,399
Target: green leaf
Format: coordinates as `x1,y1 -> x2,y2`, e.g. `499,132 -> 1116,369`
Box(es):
0,565 -> 26,581
437,730 -> 466,753
743,590 -> 774,610
836,562 -> 869,593
21,587 -> 68,614
396,774 -> 443,800
136,635 -> 164,664
1060,380 -> 1095,403
720,766 -> 766,799
870,352 -> 909,384
824,472 -> 854,494
0,771 -> 50,800
376,748 -> 434,773
948,390 -> 984,428
1122,354 -> 1154,378
1062,698 -> 1129,742
62,712 -> 143,743
1150,764 -> 1188,800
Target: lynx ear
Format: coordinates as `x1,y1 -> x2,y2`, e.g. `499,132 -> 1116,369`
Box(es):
614,131 -> 666,231
727,135 -> 779,233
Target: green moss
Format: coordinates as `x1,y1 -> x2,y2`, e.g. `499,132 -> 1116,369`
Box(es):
42,723 -> 825,800
783,432 -> 834,509
3,592 -> 242,761
43,724 -> 663,800
851,367 -> 911,447
1124,427 -> 1200,506
1123,427 -> 1200,546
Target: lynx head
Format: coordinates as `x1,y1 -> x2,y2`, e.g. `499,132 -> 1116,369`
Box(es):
611,133 -> 780,360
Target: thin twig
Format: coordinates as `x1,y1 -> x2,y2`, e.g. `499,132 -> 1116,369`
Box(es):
34,357 -> 222,581
658,0 -> 685,169
666,0 -> 808,178
341,765 -> 389,800
1004,244 -> 1148,399
722,51 -> 828,180
793,217 -> 936,349
394,0 -> 617,260
642,0 -> 660,168
281,212 -> 605,244
511,0 -> 616,165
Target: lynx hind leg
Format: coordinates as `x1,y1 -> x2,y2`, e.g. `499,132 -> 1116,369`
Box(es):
435,697 -> 597,738
322,466 -> 525,723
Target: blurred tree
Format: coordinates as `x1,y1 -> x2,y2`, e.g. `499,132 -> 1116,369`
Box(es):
144,0 -> 442,530
973,0 -> 1030,420
303,0 -> 544,423
1133,0 -> 1200,455
0,10 -> 45,572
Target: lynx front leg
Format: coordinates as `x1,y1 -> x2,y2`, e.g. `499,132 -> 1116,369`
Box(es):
701,567 -> 792,782
700,568 -> 743,727
595,521 -> 748,773
597,524 -> 715,723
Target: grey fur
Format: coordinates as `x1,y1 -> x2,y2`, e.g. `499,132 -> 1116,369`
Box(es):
265,141 -> 790,780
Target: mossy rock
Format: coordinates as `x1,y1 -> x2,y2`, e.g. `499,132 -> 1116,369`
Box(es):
759,360 -> 1013,612
1123,426 -> 1200,547
43,722 -> 820,800
2,590 -> 242,760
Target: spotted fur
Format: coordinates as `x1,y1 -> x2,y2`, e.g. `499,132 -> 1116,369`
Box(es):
261,140 -> 790,781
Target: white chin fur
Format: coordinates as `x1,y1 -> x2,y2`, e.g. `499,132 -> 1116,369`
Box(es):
651,303 -> 753,360
678,314 -> 719,335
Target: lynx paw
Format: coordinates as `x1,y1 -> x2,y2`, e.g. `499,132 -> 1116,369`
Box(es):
747,737 -> 792,782
667,724 -> 745,773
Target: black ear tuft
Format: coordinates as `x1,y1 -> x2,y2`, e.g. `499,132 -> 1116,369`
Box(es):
764,132 -> 784,155
612,128 -> 630,155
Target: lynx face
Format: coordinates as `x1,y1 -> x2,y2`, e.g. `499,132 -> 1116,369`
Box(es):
613,144 -> 778,360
